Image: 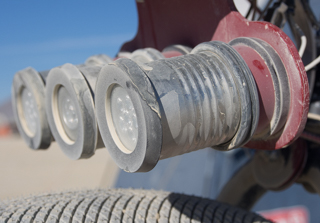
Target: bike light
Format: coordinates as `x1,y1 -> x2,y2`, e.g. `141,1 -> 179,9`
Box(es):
108,85 -> 139,153
20,87 -> 38,136
96,59 -> 162,172
85,54 -> 112,66
95,41 -> 260,172
97,38 -> 307,173
12,67 -> 52,149
46,63 -> 104,159
130,48 -> 165,63
56,86 -> 79,141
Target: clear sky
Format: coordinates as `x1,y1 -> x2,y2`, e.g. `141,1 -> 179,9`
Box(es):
0,0 -> 138,104
1,0 -> 320,106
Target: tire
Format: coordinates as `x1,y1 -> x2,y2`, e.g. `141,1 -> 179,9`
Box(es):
0,188 -> 271,223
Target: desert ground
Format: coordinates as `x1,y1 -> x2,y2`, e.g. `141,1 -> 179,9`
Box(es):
0,136 -> 119,200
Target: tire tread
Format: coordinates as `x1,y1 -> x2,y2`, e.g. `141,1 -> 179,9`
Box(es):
0,189 -> 270,223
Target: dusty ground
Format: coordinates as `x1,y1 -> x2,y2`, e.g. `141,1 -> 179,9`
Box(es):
0,136 -> 119,200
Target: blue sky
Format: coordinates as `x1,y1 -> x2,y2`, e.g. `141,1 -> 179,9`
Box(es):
1,0 -> 320,106
0,1 -> 138,104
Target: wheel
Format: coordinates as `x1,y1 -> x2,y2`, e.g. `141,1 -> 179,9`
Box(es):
0,188 -> 271,223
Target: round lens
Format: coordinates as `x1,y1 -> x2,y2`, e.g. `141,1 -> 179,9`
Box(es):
57,86 -> 79,141
20,87 -> 38,136
110,85 -> 138,153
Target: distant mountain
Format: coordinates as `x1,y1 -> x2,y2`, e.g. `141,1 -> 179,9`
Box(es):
0,98 -> 14,124
0,97 -> 18,135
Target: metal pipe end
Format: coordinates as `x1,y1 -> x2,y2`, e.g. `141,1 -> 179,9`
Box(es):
46,63 -> 98,160
95,59 -> 162,172
12,67 -> 52,150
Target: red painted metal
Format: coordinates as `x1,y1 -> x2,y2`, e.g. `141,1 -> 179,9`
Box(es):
218,13 -> 309,150
121,0 -> 237,51
120,0 -> 309,150
161,51 -> 183,58
232,44 -> 275,136
260,206 -> 309,223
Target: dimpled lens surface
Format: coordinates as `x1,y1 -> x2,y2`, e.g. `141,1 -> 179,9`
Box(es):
21,87 -> 38,136
57,86 -> 79,141
110,85 -> 138,152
